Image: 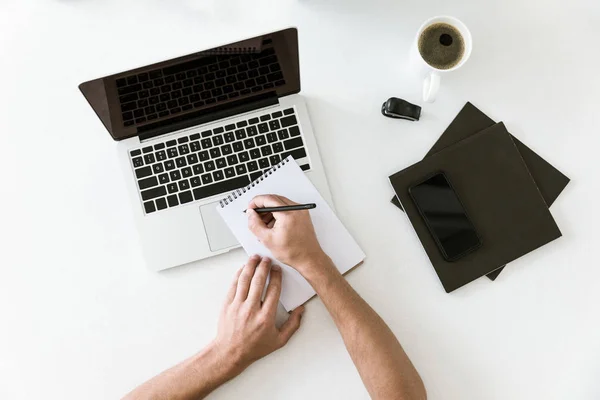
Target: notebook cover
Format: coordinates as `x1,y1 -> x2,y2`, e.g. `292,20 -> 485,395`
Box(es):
389,123 -> 562,293
391,102 -> 570,280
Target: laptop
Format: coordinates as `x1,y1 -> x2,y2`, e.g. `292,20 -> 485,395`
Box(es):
79,28 -> 333,271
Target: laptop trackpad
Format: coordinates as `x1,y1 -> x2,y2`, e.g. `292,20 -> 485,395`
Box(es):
200,202 -> 239,251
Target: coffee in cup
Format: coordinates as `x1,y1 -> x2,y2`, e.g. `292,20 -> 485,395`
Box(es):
418,22 -> 466,70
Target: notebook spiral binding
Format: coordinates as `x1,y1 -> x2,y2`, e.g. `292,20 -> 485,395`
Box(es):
219,156 -> 291,208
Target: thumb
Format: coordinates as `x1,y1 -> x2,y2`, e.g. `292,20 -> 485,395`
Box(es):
278,306 -> 305,347
247,208 -> 270,240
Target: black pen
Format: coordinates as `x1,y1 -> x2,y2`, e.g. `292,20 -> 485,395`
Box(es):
244,203 -> 317,214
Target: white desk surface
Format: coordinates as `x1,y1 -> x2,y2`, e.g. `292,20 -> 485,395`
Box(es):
1,0 -> 599,399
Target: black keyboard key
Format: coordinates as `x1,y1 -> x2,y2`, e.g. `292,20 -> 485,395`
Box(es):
244,138 -> 255,149
170,170 -> 182,181
289,126 -> 301,137
300,164 -> 311,171
149,70 -> 163,79
248,117 -> 259,125
167,195 -> 179,207
134,109 -> 144,118
283,108 -> 294,115
116,78 -> 127,88
167,100 -> 178,109
204,160 -> 216,172
272,111 -> 283,118
123,112 -> 134,121
261,145 -> 273,157
164,160 -> 175,171
201,91 -> 211,100
201,173 -> 213,184
159,110 -> 170,118
284,137 -> 304,150
190,133 -> 200,141
177,136 -> 189,144
138,92 -> 149,101
234,82 -> 245,91
132,157 -> 144,168
224,167 -> 235,178
250,149 -> 261,160
216,157 -> 227,169
144,154 -> 156,164
158,173 -> 170,184
179,97 -> 190,106
176,157 -> 187,168
236,120 -> 248,128
239,151 -> 250,162
235,129 -> 246,140
193,164 -> 204,175
167,183 -> 179,194
280,115 -> 298,128
260,114 -> 271,122
190,176 -> 202,187
168,147 -> 178,158
178,144 -> 190,155
214,127 -> 225,134
120,93 -> 138,104
250,171 -> 263,181
272,142 -> 284,153
213,170 -> 224,181
144,201 -> 156,214
179,179 -> 190,190
147,114 -> 158,121
210,148 -> 221,158
255,135 -> 266,146
235,164 -> 247,175
187,154 -> 199,164
213,135 -> 224,146
266,132 -> 277,143
156,197 -> 168,210
142,81 -> 153,89
193,175 -> 251,201
198,150 -> 209,161
135,117 -> 147,124
256,76 -> 267,85
247,161 -> 259,171
277,129 -> 289,140
135,166 -> 152,179
248,70 -> 259,79
225,124 -> 236,131
267,71 -> 284,82
152,163 -> 164,174
141,185 -> 167,201
190,141 -> 201,152
269,154 -> 281,166
201,138 -> 212,149
283,147 -> 307,161
201,130 -> 212,137
233,141 -> 244,152
269,120 -> 281,131
247,126 -> 258,136
138,176 -> 158,190
258,123 -> 269,133
224,132 -> 235,143
118,83 -> 141,96
222,144 -> 233,155
121,102 -> 137,112
258,158 -> 270,169
181,167 -> 192,178
154,77 -> 164,86
227,154 -> 239,165
179,190 -> 193,204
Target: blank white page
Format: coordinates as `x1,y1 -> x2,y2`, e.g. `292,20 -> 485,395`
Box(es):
217,157 -> 365,311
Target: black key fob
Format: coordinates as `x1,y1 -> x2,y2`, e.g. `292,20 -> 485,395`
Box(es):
381,97 -> 421,121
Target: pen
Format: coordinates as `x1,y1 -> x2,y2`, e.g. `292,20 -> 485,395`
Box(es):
244,203 -> 317,214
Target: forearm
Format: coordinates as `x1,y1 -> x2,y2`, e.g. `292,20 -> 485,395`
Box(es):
302,256 -> 426,400
122,341 -> 239,400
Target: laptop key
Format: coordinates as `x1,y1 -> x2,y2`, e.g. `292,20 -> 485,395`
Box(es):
152,164 -> 164,174
144,154 -> 156,164
225,167 -> 235,178
250,171 -> 263,181
181,167 -> 192,178
261,145 -> 272,157
198,151 -> 209,161
179,191 -> 193,204
138,176 -> 158,190
260,114 -> 271,122
164,160 -> 175,171
141,185 -> 167,201
272,111 -> 283,118
155,197 -> 168,210
191,176 -> 202,187
158,173 -> 170,184
239,151 -> 250,162
167,183 -> 179,194
178,144 -> 190,155
247,161 -> 259,171
235,129 -> 246,140
255,136 -> 266,146
259,158 -> 270,169
190,141 -> 201,152
193,164 -> 204,175
258,123 -> 269,134
201,139 -> 212,149
280,115 -> 298,128
284,137 -> 304,150
226,154 -> 238,165
235,164 -> 247,175
247,126 -> 258,136
167,195 -> 179,207
270,155 -> 281,165
282,147 -> 307,161
216,158 -> 227,169
213,170 -> 224,181
201,173 -> 213,185
283,108 -> 294,115
176,157 -> 187,168
272,143 -> 284,153
224,132 -> 235,143
250,149 -> 261,159
221,144 -> 232,155
204,160 -> 216,172
213,135 -> 224,146
179,179 -> 190,190
244,138 -> 255,149
193,175 -> 251,201
144,201 -> 156,214
132,157 -> 144,168
135,166 -> 152,179
277,129 -> 289,140
168,148 -> 178,158
233,141 -> 244,152
289,126 -> 301,137
267,132 -> 277,143
210,148 -> 221,158
269,120 -> 281,131
187,154 -> 199,165
156,151 -> 167,161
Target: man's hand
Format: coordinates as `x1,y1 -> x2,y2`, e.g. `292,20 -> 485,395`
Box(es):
214,255 -> 305,376
247,195 -> 329,274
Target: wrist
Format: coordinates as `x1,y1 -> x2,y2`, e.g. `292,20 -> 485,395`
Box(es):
198,340 -> 245,383
297,252 -> 340,286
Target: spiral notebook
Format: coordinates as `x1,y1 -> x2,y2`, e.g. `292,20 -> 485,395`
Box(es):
217,157 -> 366,311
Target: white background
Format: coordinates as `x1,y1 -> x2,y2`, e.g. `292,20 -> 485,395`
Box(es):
1,0 -> 599,399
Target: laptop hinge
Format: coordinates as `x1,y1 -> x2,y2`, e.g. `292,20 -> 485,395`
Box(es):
138,91 -> 279,141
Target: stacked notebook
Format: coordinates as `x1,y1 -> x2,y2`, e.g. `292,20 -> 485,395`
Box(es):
389,103 -> 570,292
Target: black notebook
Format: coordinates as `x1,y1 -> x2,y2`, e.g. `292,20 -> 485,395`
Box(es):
389,123 -> 562,293
391,102 -> 570,280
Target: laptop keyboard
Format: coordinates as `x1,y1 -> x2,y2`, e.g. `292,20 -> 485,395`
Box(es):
116,48 -> 285,127
129,107 -> 309,214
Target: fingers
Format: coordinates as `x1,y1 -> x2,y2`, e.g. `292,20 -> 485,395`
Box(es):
234,255 -> 260,302
247,257 -> 271,304
225,266 -> 243,304
278,306 -> 305,347
262,265 -> 282,314
274,195 -> 299,206
247,208 -> 270,240
248,194 -> 288,209
267,218 -> 276,228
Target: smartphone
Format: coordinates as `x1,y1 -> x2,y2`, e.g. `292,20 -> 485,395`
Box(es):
408,172 -> 481,261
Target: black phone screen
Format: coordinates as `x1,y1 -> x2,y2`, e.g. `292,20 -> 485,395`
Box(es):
409,173 -> 481,261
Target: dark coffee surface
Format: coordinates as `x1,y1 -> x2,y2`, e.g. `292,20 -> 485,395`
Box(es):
418,23 -> 465,70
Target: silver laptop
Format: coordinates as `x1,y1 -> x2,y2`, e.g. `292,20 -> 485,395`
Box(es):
79,28 -> 333,271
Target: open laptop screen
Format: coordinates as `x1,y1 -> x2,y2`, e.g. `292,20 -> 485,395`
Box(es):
79,28 -> 300,141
